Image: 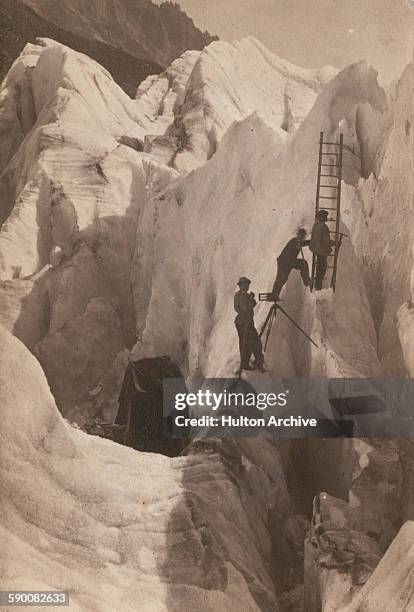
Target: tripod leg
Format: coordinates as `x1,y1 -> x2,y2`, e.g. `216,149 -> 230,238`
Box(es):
264,307 -> 276,352
275,305 -> 319,348
259,304 -> 275,339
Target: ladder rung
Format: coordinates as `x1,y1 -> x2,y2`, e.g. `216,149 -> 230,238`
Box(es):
321,164 -> 339,167
319,196 -> 337,199
320,174 -> 338,177
323,141 -> 341,146
317,207 -> 337,210
327,266 -> 335,269
321,152 -> 340,156
320,185 -> 338,189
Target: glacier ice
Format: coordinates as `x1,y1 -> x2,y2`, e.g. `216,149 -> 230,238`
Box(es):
1,33 -> 414,612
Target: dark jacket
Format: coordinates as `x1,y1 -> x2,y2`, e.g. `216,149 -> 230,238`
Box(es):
234,289 -> 256,325
116,357 -> 187,456
310,221 -> 332,256
277,237 -> 309,268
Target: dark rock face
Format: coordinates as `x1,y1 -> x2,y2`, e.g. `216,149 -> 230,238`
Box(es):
20,0 -> 218,68
116,356 -> 188,456
0,0 -> 162,96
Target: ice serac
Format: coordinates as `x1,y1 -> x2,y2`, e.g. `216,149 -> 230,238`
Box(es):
0,325 -> 297,612
131,60 -> 387,381
0,39 -> 148,280
136,50 -> 201,126
144,37 -> 337,172
346,59 -> 414,376
0,39 -> 150,412
136,50 -> 201,163
338,521 -> 414,612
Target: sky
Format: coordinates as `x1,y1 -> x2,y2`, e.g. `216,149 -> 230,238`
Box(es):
162,0 -> 413,83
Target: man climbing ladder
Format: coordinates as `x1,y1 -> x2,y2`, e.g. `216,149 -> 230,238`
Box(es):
311,132 -> 345,291
309,209 -> 335,290
232,132 -> 345,373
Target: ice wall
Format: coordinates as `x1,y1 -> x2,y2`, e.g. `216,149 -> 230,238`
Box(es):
131,60 -> 387,381
0,40 -> 153,412
346,60 -> 414,376
0,324 -> 297,612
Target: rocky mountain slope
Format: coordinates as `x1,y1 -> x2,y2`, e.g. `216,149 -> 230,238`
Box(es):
0,0 -> 162,97
21,0 -> 217,67
1,34 -> 414,612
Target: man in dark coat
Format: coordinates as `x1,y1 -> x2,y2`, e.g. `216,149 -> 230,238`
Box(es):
234,277 -> 265,372
271,228 -> 311,300
310,210 -> 335,290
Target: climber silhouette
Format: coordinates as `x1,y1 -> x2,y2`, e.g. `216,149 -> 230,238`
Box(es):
234,277 -> 265,372
309,210 -> 336,290
272,228 -> 311,300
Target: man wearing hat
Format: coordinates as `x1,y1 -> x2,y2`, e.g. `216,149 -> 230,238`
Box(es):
271,228 -> 311,300
310,209 -> 335,290
234,277 -> 265,372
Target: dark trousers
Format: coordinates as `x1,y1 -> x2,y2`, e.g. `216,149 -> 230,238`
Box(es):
235,320 -> 264,368
314,255 -> 328,290
272,259 -> 310,299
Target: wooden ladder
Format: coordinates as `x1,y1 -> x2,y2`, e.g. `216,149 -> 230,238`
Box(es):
311,131 -> 344,292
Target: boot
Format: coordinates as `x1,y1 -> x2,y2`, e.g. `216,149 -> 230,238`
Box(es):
242,364 -> 255,371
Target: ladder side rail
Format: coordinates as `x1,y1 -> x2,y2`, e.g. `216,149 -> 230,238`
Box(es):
331,134 -> 343,290
315,132 -> 324,217
311,132 -> 324,290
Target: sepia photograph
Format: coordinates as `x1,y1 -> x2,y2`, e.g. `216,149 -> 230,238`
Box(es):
0,1 -> 413,610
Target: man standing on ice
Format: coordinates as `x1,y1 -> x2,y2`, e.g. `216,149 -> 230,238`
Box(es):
309,210 -> 335,290
234,277 -> 266,372
271,228 -> 311,300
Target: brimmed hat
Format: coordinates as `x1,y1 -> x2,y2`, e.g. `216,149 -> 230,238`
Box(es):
237,277 -> 251,286
316,209 -> 329,220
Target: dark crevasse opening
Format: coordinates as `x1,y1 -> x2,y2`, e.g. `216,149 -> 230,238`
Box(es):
113,355 -> 189,457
